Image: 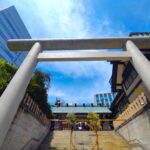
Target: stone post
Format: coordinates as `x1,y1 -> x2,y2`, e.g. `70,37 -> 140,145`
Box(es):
0,42 -> 41,146
126,40 -> 150,93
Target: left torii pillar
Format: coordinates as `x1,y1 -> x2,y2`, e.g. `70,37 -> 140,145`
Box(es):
0,42 -> 41,146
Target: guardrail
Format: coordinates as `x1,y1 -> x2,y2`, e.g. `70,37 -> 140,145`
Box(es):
20,94 -> 51,127
113,92 -> 147,128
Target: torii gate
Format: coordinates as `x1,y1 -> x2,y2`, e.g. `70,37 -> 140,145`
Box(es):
0,37 -> 150,146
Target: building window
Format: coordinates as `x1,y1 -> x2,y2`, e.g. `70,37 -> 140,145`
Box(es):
96,95 -> 99,101
2,13 -> 20,38
0,30 -> 8,41
0,19 -> 15,38
124,69 -> 138,90
131,69 -> 138,79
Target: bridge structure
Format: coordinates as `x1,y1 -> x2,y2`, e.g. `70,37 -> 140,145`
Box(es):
0,37 -> 150,146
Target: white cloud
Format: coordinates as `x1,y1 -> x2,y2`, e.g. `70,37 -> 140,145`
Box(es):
48,71 -> 112,104
31,0 -> 88,38
40,61 -> 112,78
1,0 -> 124,103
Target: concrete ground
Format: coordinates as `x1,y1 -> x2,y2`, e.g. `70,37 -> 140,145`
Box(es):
38,130 -> 130,150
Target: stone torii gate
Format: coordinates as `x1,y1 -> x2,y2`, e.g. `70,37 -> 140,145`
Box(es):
0,37 -> 150,146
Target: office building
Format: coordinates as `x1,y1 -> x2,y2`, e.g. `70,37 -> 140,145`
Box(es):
0,6 -> 31,67
94,92 -> 116,107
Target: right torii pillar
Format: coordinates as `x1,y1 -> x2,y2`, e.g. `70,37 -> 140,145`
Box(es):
126,40 -> 150,92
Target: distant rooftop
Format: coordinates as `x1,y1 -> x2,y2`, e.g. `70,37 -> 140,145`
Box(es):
52,106 -> 111,114
129,32 -> 150,37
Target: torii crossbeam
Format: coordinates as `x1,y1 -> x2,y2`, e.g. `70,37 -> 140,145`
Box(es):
0,37 -> 150,146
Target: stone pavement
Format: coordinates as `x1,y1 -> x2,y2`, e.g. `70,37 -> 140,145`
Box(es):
37,130 -> 130,150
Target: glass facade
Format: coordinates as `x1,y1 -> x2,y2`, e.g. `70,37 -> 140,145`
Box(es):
94,92 -> 117,108
0,6 -> 31,67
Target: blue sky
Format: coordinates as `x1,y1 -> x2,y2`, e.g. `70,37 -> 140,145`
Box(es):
1,0 -> 150,104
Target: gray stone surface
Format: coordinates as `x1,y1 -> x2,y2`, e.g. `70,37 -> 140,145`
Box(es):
126,40 -> 150,93
1,109 -> 49,150
8,37 -> 150,51
117,107 -> 150,150
0,42 -> 41,146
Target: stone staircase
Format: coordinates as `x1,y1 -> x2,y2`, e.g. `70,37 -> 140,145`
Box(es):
38,130 -> 130,150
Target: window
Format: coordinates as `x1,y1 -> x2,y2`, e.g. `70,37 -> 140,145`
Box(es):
101,99 -> 104,105
131,70 -> 138,79
105,98 -> 108,103
109,97 -> 113,101
0,30 -> 8,41
96,95 -> 99,101
2,13 -> 20,38
0,45 -> 14,59
124,69 -> 138,90
0,19 -> 15,38
104,94 -> 107,98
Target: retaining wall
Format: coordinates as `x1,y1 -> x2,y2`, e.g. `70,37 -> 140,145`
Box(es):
1,109 -> 49,150
1,94 -> 51,150
117,107 -> 150,150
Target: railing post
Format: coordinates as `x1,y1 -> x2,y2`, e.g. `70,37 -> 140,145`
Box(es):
0,42 -> 41,146
126,40 -> 150,93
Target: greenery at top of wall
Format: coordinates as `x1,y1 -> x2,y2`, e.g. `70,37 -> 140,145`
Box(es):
0,58 -> 52,119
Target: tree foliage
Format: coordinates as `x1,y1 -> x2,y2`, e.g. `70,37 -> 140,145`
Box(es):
0,59 -> 52,118
87,112 -> 100,131
0,59 -> 17,95
66,113 -> 76,129
66,113 -> 77,150
27,70 -> 52,118
87,112 -> 100,150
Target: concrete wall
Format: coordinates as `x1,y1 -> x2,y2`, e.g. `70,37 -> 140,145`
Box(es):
1,109 -> 49,150
117,107 -> 150,150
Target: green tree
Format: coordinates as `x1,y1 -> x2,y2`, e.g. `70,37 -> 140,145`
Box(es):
87,112 -> 100,150
0,59 -> 17,95
27,70 -> 52,118
0,59 -> 52,118
66,113 -> 77,150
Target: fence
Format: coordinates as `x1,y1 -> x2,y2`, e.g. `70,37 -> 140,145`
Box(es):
20,93 -> 51,127
113,92 -> 147,128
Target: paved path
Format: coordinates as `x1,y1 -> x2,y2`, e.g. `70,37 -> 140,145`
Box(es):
38,130 -> 130,150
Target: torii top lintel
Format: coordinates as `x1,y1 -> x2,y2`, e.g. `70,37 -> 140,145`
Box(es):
7,37 -> 150,51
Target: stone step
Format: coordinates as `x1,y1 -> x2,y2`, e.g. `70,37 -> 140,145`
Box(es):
38,131 -> 130,150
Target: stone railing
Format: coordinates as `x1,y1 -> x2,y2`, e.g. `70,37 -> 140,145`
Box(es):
20,94 -> 51,127
113,92 -> 147,129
